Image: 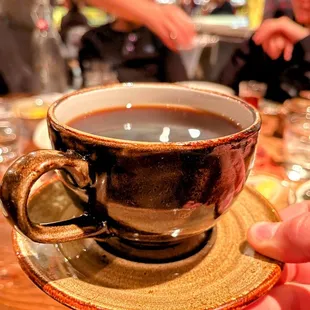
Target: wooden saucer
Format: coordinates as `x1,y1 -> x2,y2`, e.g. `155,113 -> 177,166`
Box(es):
13,180 -> 282,310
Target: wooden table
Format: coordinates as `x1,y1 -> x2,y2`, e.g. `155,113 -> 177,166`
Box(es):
0,122 -> 67,310
0,113 -> 286,310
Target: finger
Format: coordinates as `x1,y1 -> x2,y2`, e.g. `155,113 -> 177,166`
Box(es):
253,20 -> 276,44
280,201 -> 310,221
276,16 -> 309,43
172,19 -> 196,49
268,38 -> 282,60
279,263 -> 310,285
165,11 -> 196,49
253,16 -> 308,45
246,283 -> 310,310
283,42 -> 294,61
253,19 -> 284,44
262,41 -> 269,54
253,17 -> 293,45
162,19 -> 183,51
248,202 -> 310,263
254,203 -> 310,286
171,6 -> 196,38
274,35 -> 288,59
262,39 -> 280,60
258,34 -> 286,60
143,6 -> 178,51
149,21 -> 177,51
154,5 -> 196,51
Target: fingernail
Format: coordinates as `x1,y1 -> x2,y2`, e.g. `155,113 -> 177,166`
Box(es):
250,222 -> 280,242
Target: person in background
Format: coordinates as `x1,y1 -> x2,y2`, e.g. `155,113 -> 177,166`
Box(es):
263,0 -> 293,19
0,19 -> 33,95
60,0 -> 89,43
78,6 -> 189,83
0,0 -> 59,95
210,0 -> 234,15
218,0 -> 310,103
74,0 -> 196,51
0,0 -> 64,95
180,0 -> 234,16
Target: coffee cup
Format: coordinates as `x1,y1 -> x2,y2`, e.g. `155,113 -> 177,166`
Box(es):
0,84 -> 260,248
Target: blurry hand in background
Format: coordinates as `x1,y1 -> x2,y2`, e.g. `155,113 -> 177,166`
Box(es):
253,16 -> 310,61
82,0 -> 196,51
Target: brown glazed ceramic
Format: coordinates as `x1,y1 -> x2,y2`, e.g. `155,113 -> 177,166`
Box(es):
1,84 -> 261,254
13,179 -> 282,310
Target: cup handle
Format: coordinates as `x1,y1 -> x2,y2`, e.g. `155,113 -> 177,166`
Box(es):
0,150 -> 110,243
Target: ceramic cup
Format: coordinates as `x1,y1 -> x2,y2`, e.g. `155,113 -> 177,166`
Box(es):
1,84 -> 260,248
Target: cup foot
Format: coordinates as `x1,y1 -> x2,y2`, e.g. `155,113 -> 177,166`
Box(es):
96,229 -> 216,263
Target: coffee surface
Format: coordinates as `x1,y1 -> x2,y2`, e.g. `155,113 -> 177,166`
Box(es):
67,105 -> 241,142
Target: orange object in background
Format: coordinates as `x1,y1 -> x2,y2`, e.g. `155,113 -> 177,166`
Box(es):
240,96 -> 259,108
239,81 -> 267,109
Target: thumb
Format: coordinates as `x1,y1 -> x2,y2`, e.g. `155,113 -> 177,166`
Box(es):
248,212 -> 310,263
283,42 -> 293,61
246,283 -> 310,310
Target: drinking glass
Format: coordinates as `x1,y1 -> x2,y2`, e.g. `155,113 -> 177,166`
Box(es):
283,97 -> 310,181
0,99 -> 19,165
239,81 -> 267,109
179,34 -> 219,79
200,0 -> 221,14
83,61 -> 119,88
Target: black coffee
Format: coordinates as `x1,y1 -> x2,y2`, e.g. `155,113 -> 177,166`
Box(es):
67,105 -> 242,142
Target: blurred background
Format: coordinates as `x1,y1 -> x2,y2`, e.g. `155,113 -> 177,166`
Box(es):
0,0 -> 266,96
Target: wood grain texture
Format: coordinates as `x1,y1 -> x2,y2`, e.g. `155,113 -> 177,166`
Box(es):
0,214 -> 67,310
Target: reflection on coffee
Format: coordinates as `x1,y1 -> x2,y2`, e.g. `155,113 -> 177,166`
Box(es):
67,105 -> 242,142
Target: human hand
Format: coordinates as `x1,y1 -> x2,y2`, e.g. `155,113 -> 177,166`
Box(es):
144,4 -> 196,51
246,202 -> 310,309
87,0 -> 196,51
253,17 -> 310,61
261,34 -> 293,61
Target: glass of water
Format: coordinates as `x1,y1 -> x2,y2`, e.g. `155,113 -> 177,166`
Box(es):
0,99 -> 19,165
83,61 -> 119,88
283,97 -> 310,181
239,81 -> 267,109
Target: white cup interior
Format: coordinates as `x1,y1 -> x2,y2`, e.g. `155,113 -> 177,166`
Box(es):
54,83 -> 256,134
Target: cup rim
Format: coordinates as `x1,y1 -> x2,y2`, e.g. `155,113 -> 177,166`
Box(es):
48,83 -> 261,150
